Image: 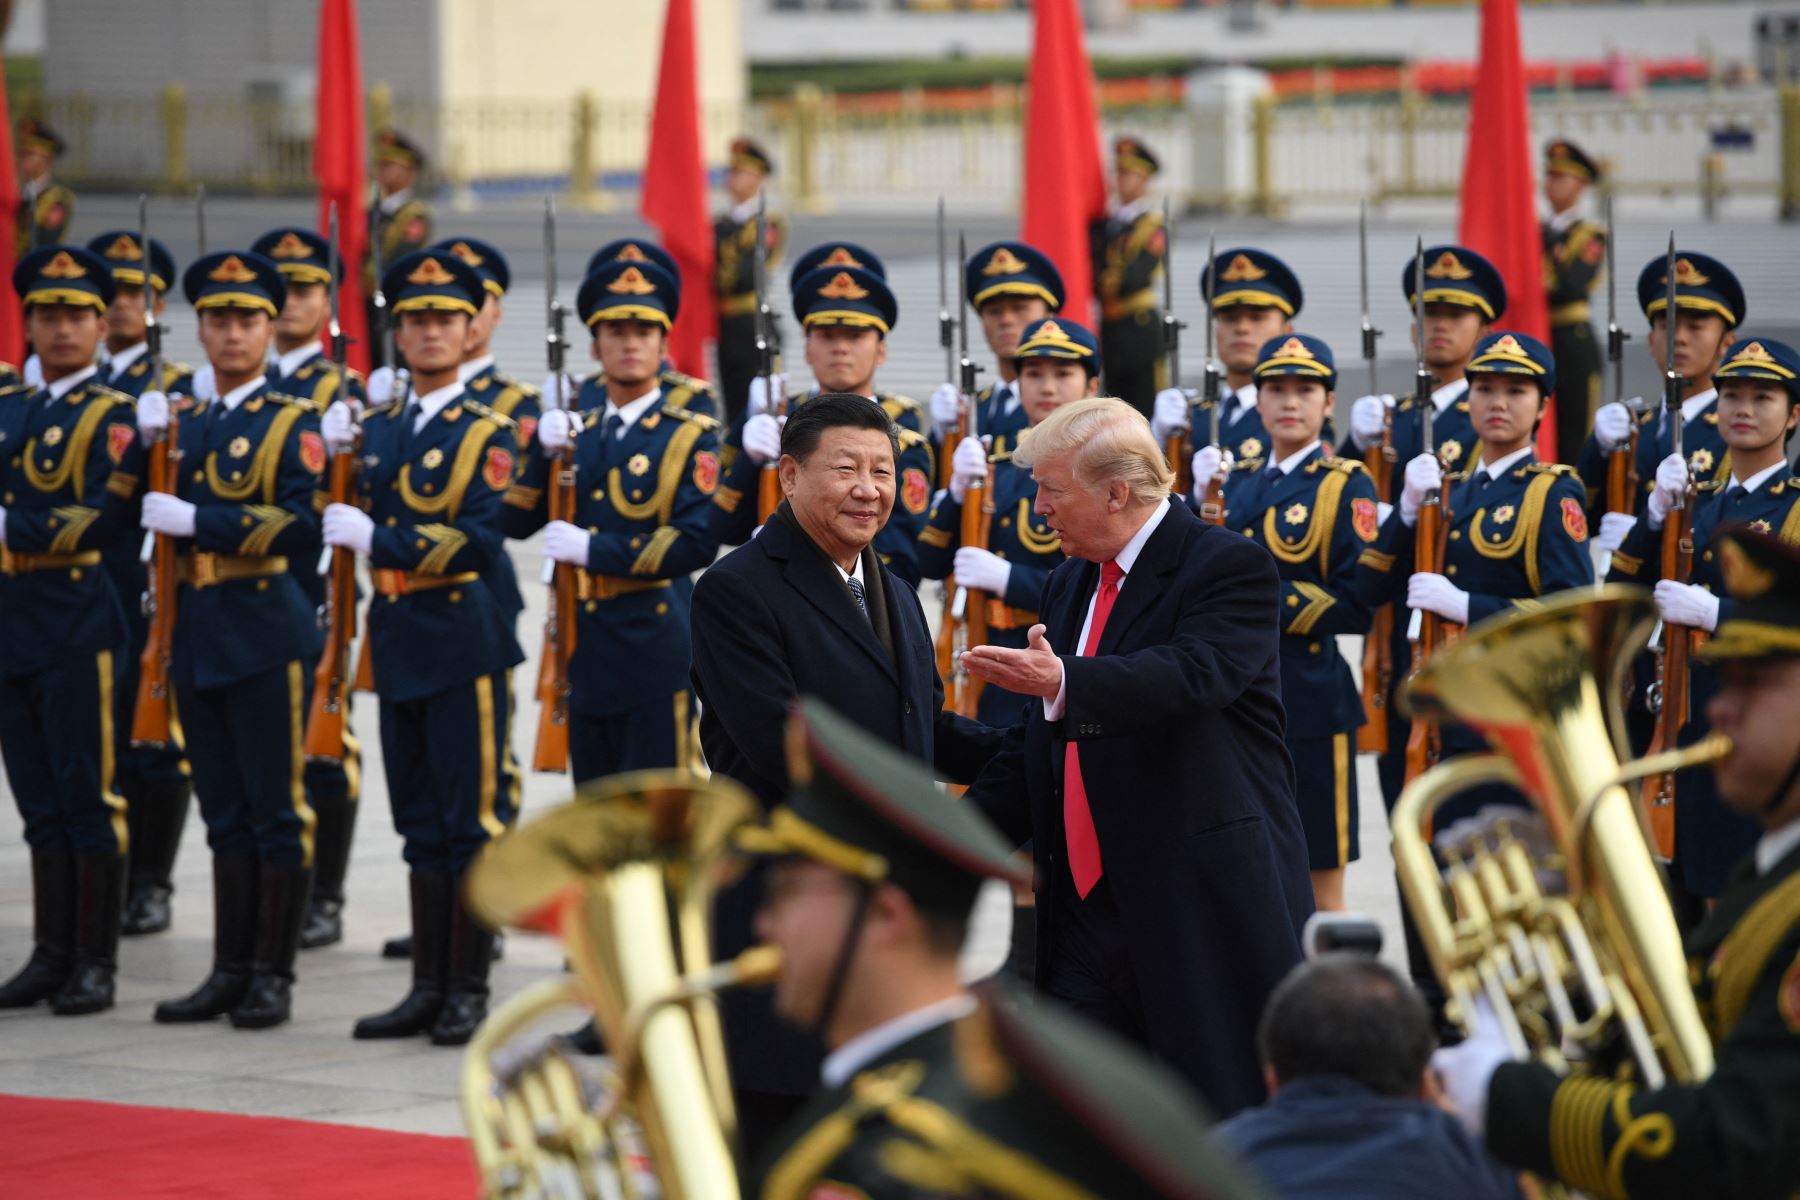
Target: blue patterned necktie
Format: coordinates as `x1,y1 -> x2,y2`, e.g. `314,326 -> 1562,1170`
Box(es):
846,574 -> 870,623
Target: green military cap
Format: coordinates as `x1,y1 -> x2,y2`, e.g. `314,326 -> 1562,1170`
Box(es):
738,699 -> 1029,916
1696,526 -> 1800,663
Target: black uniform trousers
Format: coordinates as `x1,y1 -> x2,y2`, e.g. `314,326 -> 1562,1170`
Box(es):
716,312 -> 764,432
176,660 -> 314,867
1550,320 -> 1602,468
0,649 -> 128,855
569,689 -> 698,786
1099,313 -> 1166,419
377,671 -> 519,875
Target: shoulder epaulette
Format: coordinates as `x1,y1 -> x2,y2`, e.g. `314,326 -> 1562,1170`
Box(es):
80,382 -> 133,409
265,390 -> 320,413
897,426 -> 929,450
880,392 -> 923,414
0,381 -> 36,399
661,404 -> 719,431
659,369 -> 713,394
1312,455 -> 1366,475
364,399 -> 405,420
460,398 -> 517,431
1525,462 -> 1577,477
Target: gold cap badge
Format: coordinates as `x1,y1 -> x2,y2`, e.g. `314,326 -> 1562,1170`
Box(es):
606,266 -> 658,296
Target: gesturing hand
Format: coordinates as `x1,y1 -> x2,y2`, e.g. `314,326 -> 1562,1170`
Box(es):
961,623 -> 1063,699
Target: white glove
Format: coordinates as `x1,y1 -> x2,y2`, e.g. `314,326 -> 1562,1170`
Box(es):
1645,452 -> 1689,531
187,364 -> 216,401
1398,453 -> 1443,527
1431,999 -> 1514,1137
1407,572 -> 1470,625
1654,578 -> 1721,632
367,366 -> 400,407
539,371 -> 578,410
929,382 -> 962,433
1377,501 -> 1395,526
140,492 -> 197,538
322,502 -> 373,555
1188,445 -> 1230,506
321,401 -> 357,455
748,373 -> 788,418
537,409 -> 576,456
1150,387 -> 1191,443
136,391 -> 170,442
542,520 -> 590,567
1593,401 -> 1635,453
22,354 -> 41,388
1595,512 -> 1637,558
743,413 -> 783,465
1349,394 -> 1395,451
953,546 -> 1011,595
948,437 -> 990,504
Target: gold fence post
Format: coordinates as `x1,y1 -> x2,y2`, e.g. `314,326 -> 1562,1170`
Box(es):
1249,90 -> 1277,216
791,82 -> 826,214
161,83 -> 188,192
368,83 -> 393,138
1782,85 -> 1800,223
570,90 -> 597,210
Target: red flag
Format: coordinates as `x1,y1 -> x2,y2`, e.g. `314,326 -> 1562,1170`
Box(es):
1457,0 -> 1554,455
1022,0 -> 1108,325
0,60 -> 21,366
315,0 -> 370,375
640,0 -> 714,379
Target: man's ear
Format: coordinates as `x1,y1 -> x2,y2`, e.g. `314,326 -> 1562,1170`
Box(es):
777,452 -> 800,497
1108,477 -> 1132,512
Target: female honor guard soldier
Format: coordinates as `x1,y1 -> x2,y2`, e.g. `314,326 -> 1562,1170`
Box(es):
0,246 -> 141,1016
505,257 -> 722,782
136,251 -> 326,1029
1190,334 -> 1379,913
918,315 -> 1090,725
320,249 -> 524,1047
1606,337 -> 1800,901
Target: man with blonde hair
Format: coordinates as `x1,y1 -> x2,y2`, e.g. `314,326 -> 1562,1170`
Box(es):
963,395 -> 1314,1117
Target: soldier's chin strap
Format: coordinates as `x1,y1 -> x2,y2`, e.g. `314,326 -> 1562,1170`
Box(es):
813,880 -> 876,1041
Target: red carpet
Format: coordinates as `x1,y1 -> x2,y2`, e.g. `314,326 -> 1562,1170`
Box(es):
0,1093 -> 479,1198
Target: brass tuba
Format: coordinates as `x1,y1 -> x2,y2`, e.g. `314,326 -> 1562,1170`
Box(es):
1392,586 -> 1727,1090
459,770 -> 781,1200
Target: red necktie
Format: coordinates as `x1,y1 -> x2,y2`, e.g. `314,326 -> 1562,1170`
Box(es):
1063,559 -> 1123,898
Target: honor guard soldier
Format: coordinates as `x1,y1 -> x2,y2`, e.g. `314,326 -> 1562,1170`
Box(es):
134,251 -> 325,1030
15,118 -> 74,257
1440,525 -> 1800,1198
1192,334 -> 1379,914
320,248 -> 523,1047
1091,135 -> 1168,417
928,241 -> 1065,463
250,226 -> 370,950
87,230 -> 197,937
918,316 -> 1089,726
504,257 -> 721,781
719,260 -> 937,585
0,247 -> 141,1016
364,128 -> 434,371
745,240 -> 888,440
1151,247 -> 1305,468
1606,337 -> 1800,901
1541,139 -> 1607,462
714,137 -> 786,428
742,701 -> 1265,1200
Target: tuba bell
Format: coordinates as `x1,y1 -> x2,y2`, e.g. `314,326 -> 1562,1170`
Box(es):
1391,585 -> 1728,1091
459,770 -> 780,1200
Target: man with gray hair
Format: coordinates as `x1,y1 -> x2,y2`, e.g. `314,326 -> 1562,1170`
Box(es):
962,395 -> 1313,1116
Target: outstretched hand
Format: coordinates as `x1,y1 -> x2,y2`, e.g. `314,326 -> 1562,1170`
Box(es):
961,623 -> 1063,699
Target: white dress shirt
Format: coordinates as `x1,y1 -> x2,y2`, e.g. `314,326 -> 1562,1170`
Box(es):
1044,499 -> 1173,720
46,364 -> 100,402
276,342 -> 322,379
1756,819 -> 1800,876
458,354 -> 495,384
408,381 -> 465,432
820,994 -> 977,1089
600,386 -> 664,437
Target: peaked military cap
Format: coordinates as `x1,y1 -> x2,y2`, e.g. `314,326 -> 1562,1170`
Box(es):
250,227 -> 335,286
1204,247 -> 1304,317
737,699 -> 1029,916
375,127 -> 426,170
788,241 -> 887,294
380,249 -> 482,320
1544,138 -> 1601,183
730,136 -> 775,176
1468,329 -> 1556,396
1115,135 -> 1160,176
182,250 -> 285,317
964,240 -> 1064,312
1403,244 -> 1507,323
434,236 -> 510,297
1714,336 -> 1800,404
792,265 -> 898,336
1014,316 -> 1101,375
585,238 -> 681,290
87,230 -> 177,294
578,258 -> 680,330
1637,250 -> 1745,329
1254,332 -> 1337,390
15,245 -> 115,313
1697,526 -> 1800,663
17,117 -> 64,158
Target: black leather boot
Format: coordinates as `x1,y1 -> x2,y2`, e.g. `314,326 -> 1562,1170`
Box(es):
353,871 -> 449,1039
300,785 -> 356,950
154,855 -> 257,1023
382,931 -> 503,961
230,863 -> 312,1029
123,777 -> 191,936
51,853 -> 125,1015
0,848 -> 75,1008
429,882 -> 496,1046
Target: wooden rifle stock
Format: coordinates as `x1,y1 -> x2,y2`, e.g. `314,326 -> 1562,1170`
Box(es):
1167,431 -> 1191,499
1197,461 -> 1225,525
1605,425 -> 1641,515
948,468 -> 994,718
1401,496 -> 1449,786
131,418 -> 179,747
757,387 -> 785,523
533,450 -> 578,773
305,450 -> 360,760
1640,506 -> 1694,858
1357,441 -> 1394,753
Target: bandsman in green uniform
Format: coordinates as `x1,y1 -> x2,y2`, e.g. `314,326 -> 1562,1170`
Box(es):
15,118 -> 74,259
714,137 -> 786,430
364,128 -> 433,373
1090,135 -> 1167,418
1542,138 -> 1607,464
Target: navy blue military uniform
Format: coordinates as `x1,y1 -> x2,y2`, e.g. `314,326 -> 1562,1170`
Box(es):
1178,247 -> 1308,462
713,137 -> 786,428
568,240 -> 717,424
1089,136 -> 1166,417
951,241 -> 1062,463
0,246 -> 141,1016
363,129 -> 432,371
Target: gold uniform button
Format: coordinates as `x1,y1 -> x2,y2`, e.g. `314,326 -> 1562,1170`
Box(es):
387,594 -> 398,604
999,517 -> 1011,527
385,516 -> 398,527
1243,527 -> 1254,536
629,537 -> 642,549
69,568 -> 82,581
242,515 -> 254,527
1702,550 -> 1713,562
1286,595 -> 1299,607
47,517 -> 59,529
1,492 -> 10,503
193,470 -> 204,482
655,602 -> 669,616
584,601 -> 598,614
591,489 -> 604,501
449,590 -> 462,603
257,579 -> 269,592
1446,565 -> 1458,576
1449,530 -> 1461,540
1309,643 -> 1322,655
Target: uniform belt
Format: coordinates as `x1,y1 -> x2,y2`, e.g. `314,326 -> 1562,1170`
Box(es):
0,548 -> 102,575
576,572 -> 670,602
1101,289 -> 1156,321
985,601 -> 1038,631
179,553 -> 289,589
718,292 -> 759,317
1549,300 -> 1591,325
370,568 -> 480,596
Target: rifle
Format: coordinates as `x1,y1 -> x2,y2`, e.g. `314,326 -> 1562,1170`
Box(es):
1195,230 -> 1225,524
305,202 -> 360,762
1402,239 -> 1449,787
753,189 -> 785,523
368,183 -> 396,370
1602,190 -> 1640,514
943,231 -> 990,718
935,196 -> 962,489
195,183 -> 208,256
1160,197 -> 1190,494
1641,234 -> 1690,858
131,195 -> 178,747
534,196 -> 576,774
1356,201 -> 1393,755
